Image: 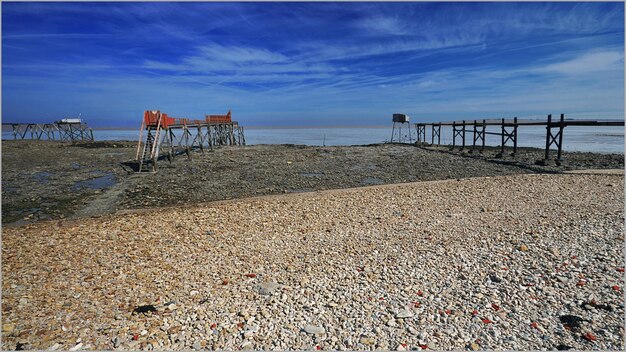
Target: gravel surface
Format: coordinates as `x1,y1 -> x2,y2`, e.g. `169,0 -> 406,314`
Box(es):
2,173 -> 624,351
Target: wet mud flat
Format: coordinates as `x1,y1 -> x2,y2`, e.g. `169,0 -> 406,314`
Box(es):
1,140 -> 136,224
1,140 -> 623,225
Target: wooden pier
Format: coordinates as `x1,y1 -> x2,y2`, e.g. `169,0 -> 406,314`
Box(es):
413,114 -> 623,164
136,110 -> 245,172
2,121 -> 94,142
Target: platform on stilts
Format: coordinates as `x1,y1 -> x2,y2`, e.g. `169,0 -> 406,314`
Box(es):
135,110 -> 246,172
2,119 -> 94,142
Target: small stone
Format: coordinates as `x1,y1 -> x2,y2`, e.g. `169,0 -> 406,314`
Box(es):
396,344 -> 407,351
518,244 -> 529,252
243,325 -> 259,338
359,337 -> 376,346
396,310 -> 414,319
469,342 -> 479,350
489,275 -> 502,283
442,327 -> 456,335
238,310 -> 250,319
192,341 -> 202,350
304,325 -> 325,335
241,340 -> 252,349
3,323 -> 15,334
47,343 -> 61,351
15,342 -> 31,350
69,343 -> 83,351
134,305 -> 157,314
256,281 -> 280,296
387,319 -> 397,327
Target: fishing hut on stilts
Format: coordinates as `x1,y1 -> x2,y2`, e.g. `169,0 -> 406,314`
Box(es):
3,117 -> 94,142
390,113 -> 414,143
136,110 -> 245,172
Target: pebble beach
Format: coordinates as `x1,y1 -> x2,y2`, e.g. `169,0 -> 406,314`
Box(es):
2,172 -> 624,350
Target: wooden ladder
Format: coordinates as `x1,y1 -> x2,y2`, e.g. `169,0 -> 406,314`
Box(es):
138,122 -> 162,173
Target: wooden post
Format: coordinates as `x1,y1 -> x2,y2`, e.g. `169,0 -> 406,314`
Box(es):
544,114 -> 552,161
500,118 -> 505,156
512,117 -> 518,157
167,129 -> 174,162
197,125 -> 204,152
451,121 -> 456,149
207,126 -> 213,149
415,124 -> 419,143
430,124 -> 434,145
557,113 -> 565,163
481,119 -> 486,152
471,119 -> 477,152
184,126 -> 191,159
461,120 -> 466,150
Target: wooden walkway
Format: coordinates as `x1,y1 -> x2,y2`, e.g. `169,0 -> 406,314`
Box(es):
413,114 -> 623,164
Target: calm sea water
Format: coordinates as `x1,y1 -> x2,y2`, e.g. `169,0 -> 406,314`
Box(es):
2,125 -> 624,154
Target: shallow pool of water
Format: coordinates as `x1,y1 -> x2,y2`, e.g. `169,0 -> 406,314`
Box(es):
72,172 -> 117,191
362,177 -> 384,185
32,171 -> 51,184
300,172 -> 325,177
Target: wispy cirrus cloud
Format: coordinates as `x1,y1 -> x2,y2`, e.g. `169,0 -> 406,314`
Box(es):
356,15 -> 411,36
538,50 -> 624,75
143,44 -> 291,71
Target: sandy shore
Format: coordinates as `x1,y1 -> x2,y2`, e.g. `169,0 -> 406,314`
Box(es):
2,173 -> 624,350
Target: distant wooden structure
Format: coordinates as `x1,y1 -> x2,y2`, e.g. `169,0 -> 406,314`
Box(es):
390,113 -> 414,143
136,110 -> 245,172
2,119 -> 94,142
413,114 -> 624,164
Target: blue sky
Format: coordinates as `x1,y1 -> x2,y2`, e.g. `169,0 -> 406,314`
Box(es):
2,2 -> 624,127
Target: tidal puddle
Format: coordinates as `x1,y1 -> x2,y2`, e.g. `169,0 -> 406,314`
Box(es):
32,171 -> 51,184
72,172 -> 117,191
362,177 -> 384,185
